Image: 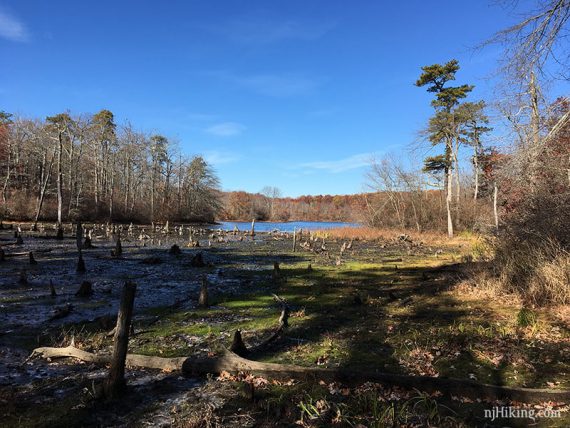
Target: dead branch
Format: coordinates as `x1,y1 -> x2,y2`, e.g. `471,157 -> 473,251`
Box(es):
29,345 -> 570,403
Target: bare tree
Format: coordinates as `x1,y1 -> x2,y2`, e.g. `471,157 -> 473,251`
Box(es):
261,186 -> 282,220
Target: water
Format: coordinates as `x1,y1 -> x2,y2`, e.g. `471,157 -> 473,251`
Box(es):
212,221 -> 360,233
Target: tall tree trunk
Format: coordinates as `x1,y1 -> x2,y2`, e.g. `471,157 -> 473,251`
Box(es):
34,149 -> 55,227
473,147 -> 479,200
2,145 -> 12,216
108,155 -> 115,221
493,183 -> 499,231
529,71 -> 540,147
57,131 -> 64,227
453,144 -> 461,205
528,70 -> 541,190
94,145 -> 99,216
445,143 -> 454,238
151,171 -> 155,222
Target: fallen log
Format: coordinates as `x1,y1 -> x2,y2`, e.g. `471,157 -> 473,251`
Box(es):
29,345 -> 570,403
30,345 -> 186,372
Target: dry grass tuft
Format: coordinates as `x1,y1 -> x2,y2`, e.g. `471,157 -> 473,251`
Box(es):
494,239 -> 570,306
459,239 -> 570,307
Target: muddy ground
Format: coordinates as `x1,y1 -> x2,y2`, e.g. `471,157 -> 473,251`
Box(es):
0,223 -> 568,427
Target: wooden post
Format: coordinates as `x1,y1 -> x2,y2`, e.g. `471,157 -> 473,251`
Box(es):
250,219 -> 255,237
104,281 -> 137,398
292,228 -> 297,253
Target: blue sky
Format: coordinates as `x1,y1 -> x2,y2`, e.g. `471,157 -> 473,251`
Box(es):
0,1 -> 541,196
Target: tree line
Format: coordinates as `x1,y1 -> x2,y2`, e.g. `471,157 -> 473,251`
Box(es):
220,190 -> 367,222
0,110 -> 221,227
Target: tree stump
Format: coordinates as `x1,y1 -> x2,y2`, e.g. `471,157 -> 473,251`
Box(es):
18,270 -> 27,285
104,281 -> 137,399
272,262 -> 281,282
292,228 -> 297,252
169,244 -> 181,255
83,235 -> 94,249
230,330 -> 248,357
198,276 -> 209,308
29,251 -> 37,265
16,234 -> 23,245
76,251 -> 86,273
49,280 -> 57,297
111,232 -> 122,257
190,252 -> 205,267
56,227 -> 64,240
76,222 -> 83,251
75,281 -> 93,297
278,306 -> 290,328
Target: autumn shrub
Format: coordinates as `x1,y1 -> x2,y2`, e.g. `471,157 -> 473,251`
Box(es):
474,99 -> 570,306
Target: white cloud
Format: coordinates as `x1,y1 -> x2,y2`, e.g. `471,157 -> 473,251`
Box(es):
0,8 -> 29,42
299,153 -> 375,173
204,122 -> 246,137
203,150 -> 241,165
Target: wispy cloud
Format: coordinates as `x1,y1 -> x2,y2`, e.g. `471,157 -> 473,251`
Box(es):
299,153 -> 376,173
203,70 -> 322,97
236,73 -> 320,97
203,150 -> 241,166
204,13 -> 335,45
0,8 -> 29,42
205,121 -> 246,137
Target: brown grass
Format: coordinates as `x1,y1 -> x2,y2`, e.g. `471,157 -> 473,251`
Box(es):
315,226 -> 476,248
460,238 -> 570,307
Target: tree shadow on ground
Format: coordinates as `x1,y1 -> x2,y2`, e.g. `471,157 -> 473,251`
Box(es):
3,234 -> 568,427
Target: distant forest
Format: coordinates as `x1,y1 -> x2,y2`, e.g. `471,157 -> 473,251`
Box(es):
219,191 -> 367,223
